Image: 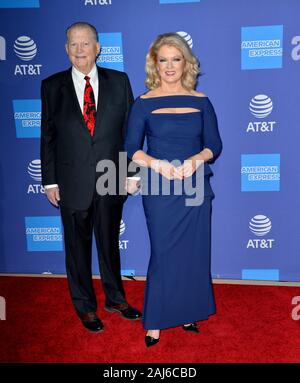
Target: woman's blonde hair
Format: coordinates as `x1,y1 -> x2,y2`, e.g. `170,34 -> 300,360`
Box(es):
145,32 -> 200,90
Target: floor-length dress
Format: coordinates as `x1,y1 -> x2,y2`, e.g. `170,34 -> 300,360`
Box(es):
125,95 -> 222,329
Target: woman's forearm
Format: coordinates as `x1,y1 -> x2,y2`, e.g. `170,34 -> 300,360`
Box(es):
190,148 -> 213,164
132,150 -> 159,170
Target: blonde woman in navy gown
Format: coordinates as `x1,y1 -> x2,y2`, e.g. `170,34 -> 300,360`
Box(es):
125,33 -> 222,347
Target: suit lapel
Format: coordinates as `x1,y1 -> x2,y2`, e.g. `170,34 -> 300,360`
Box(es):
62,68 -> 91,136
94,66 -> 110,139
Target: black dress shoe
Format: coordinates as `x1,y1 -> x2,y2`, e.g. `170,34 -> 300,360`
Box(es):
145,335 -> 160,348
79,312 -> 104,333
105,303 -> 142,320
182,322 -> 199,333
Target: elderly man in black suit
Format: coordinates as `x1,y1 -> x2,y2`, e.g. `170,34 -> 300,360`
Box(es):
40,22 -> 141,332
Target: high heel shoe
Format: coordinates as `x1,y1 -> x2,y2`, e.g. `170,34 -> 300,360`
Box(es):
182,322 -> 199,333
145,335 -> 160,348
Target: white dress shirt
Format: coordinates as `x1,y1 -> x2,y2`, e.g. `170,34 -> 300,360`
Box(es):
71,64 -> 99,113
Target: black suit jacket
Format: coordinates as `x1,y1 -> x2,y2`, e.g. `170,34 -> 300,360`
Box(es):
40,66 -> 134,210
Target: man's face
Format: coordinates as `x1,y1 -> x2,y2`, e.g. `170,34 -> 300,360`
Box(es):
66,27 -> 100,74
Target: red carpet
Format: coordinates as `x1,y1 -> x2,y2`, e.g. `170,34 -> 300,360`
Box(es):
1,276 -> 300,363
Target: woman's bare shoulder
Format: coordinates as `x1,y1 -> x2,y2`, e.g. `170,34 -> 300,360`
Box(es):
190,90 -> 206,97
140,90 -> 158,99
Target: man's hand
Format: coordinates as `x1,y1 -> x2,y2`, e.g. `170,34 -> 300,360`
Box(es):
45,186 -> 60,207
125,177 -> 141,195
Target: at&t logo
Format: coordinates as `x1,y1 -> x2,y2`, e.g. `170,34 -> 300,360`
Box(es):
14,36 -> 42,76
85,0 -> 112,5
246,94 -> 276,133
119,219 -> 129,250
176,31 -> 193,49
247,215 -> 275,249
27,159 -> 45,194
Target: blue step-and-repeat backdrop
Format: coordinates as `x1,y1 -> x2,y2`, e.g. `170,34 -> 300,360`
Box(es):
0,0 -> 299,282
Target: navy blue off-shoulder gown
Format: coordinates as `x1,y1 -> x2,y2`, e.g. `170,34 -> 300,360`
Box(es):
125,95 -> 222,330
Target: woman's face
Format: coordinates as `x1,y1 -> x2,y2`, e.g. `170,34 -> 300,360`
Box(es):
156,45 -> 185,86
